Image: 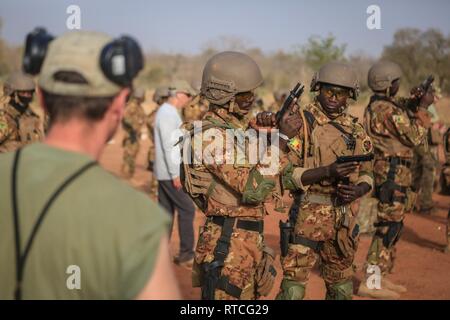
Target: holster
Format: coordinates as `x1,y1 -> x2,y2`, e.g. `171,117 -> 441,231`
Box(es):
377,180 -> 397,204
201,261 -> 223,300
374,220 -> 404,248
279,220 -> 293,257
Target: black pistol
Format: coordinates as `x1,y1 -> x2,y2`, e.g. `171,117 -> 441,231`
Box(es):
276,83 -> 304,125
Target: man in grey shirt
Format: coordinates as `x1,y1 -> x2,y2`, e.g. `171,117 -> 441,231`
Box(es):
154,80 -> 196,267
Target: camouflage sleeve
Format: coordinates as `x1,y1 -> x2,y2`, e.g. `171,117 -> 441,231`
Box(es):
0,111 -> 12,144
383,104 -> 427,148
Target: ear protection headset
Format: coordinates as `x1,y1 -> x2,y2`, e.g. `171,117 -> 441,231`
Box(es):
22,27 -> 144,87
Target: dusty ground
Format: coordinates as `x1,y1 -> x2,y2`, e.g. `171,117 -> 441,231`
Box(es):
99,122 -> 450,300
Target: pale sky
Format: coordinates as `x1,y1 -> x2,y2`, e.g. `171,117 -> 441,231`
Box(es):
1,0 -> 449,57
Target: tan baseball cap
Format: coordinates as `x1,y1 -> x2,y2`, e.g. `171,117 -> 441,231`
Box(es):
169,80 -> 196,96
38,31 -> 122,97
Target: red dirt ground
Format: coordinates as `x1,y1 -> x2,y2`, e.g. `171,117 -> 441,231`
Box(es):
100,128 -> 450,300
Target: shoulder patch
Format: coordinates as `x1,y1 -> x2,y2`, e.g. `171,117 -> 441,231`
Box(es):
362,136 -> 373,153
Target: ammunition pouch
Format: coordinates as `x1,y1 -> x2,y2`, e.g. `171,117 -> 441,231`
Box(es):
374,220 -> 404,248
181,163 -> 216,212
336,224 -> 360,258
255,246 -> 277,297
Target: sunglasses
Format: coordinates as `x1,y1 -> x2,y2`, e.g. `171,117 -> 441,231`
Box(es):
235,91 -> 255,103
321,84 -> 350,100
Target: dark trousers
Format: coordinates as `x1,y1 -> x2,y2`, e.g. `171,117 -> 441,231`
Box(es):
158,180 -> 195,260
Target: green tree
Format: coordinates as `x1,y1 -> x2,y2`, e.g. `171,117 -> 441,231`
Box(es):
383,28 -> 450,94
301,34 -> 346,70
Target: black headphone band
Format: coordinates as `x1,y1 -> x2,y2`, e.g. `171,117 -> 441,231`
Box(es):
23,28 -> 144,88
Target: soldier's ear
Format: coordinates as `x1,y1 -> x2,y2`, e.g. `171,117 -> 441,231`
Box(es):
109,88 -> 130,120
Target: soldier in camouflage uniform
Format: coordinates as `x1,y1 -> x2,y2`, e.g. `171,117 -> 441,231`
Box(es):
121,87 -> 145,178
357,61 -> 432,299
182,51 -> 301,300
146,86 -> 169,195
411,99 -> 440,215
441,128 -> 450,253
258,62 -> 374,300
0,72 -> 43,153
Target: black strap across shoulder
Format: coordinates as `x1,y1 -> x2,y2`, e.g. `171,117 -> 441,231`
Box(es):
11,148 -> 97,300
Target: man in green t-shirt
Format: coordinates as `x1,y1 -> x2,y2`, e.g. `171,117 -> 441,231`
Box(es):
0,30 -> 180,299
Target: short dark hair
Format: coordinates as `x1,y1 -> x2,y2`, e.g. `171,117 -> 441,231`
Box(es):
41,71 -> 115,126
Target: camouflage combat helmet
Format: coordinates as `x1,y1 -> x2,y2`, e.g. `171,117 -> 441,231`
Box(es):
152,86 -> 169,104
3,71 -> 35,96
201,51 -> 263,106
368,60 -> 402,92
132,87 -> 145,100
310,61 -> 359,100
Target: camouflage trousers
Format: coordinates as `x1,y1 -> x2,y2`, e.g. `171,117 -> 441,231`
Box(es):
279,201 -> 358,300
366,159 -> 413,275
122,138 -> 140,178
192,218 -> 264,300
411,146 -> 438,210
447,209 -> 450,247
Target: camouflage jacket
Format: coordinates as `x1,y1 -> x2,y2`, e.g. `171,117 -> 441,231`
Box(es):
122,98 -> 145,137
181,106 -> 289,219
0,102 -> 43,153
291,100 -> 374,195
363,94 -> 427,160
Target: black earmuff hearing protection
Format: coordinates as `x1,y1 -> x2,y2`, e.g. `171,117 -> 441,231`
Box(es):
22,28 -> 144,87
22,27 -> 54,75
99,35 -> 143,87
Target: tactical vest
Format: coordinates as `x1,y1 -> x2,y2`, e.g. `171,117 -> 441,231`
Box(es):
302,107 -> 362,195
180,117 -> 264,219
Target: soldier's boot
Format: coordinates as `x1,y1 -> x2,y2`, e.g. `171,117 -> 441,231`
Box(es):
325,280 -> 353,300
381,277 -> 407,293
357,280 -> 400,300
275,279 -> 305,300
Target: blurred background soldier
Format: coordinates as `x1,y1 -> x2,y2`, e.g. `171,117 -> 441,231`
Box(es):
268,89 -> 289,113
411,87 -> 441,215
146,86 -> 169,195
358,61 -> 433,299
0,71 -> 43,153
121,87 -> 145,179
441,128 -> 450,253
